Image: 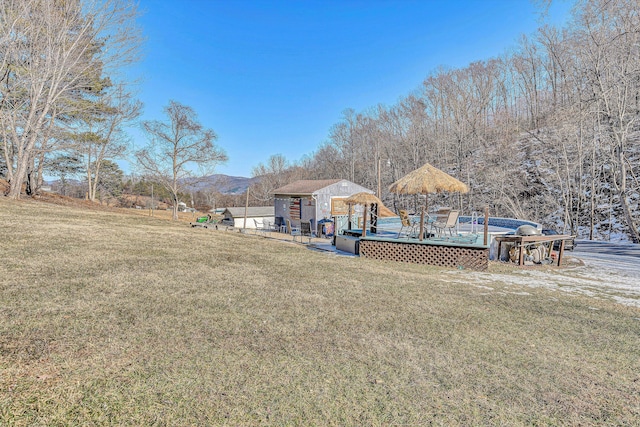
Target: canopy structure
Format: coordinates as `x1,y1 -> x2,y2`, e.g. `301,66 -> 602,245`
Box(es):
344,192 -> 386,237
344,192 -> 383,206
388,163 -> 469,195
389,163 -> 469,240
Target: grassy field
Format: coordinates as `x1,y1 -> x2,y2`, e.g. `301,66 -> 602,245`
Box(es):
1,196 -> 639,426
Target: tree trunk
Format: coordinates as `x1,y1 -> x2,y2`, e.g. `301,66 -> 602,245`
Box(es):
617,150 -> 640,243
172,194 -> 179,221
8,140 -> 32,198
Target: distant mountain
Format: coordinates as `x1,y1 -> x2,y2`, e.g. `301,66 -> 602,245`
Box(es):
46,174 -> 259,195
183,174 -> 260,195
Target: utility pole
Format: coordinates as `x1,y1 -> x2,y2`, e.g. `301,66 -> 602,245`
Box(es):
243,187 -> 250,230
377,157 -> 382,200
377,157 -> 390,200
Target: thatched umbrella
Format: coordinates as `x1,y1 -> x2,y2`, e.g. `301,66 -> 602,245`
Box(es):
344,192 -> 385,237
388,163 -> 469,240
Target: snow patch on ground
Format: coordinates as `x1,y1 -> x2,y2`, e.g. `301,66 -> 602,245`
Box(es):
446,260 -> 640,308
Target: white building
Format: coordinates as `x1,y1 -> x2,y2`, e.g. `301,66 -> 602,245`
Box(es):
221,207 -> 275,229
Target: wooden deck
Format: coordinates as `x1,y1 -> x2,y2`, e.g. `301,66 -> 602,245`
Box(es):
359,235 -> 490,271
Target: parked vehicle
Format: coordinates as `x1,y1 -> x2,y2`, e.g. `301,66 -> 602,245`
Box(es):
541,229 -> 575,251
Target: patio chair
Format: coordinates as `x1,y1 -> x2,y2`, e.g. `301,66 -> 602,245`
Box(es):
432,210 -> 459,237
299,220 -> 313,243
397,210 -> 418,238
431,207 -> 451,222
286,219 -> 302,242
427,207 -> 450,235
274,216 -> 286,232
253,218 -> 268,235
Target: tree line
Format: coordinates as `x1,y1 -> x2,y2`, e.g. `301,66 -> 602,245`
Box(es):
253,0 -> 640,242
0,0 -> 227,221
0,0 -> 143,200
3,0 -> 639,240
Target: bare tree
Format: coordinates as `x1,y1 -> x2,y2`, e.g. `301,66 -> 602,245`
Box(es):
0,0 -> 141,199
135,101 -> 228,220
83,85 -> 142,202
250,154 -> 289,203
573,0 -> 640,241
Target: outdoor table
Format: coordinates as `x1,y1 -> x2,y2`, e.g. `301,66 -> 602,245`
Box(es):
495,234 -> 574,266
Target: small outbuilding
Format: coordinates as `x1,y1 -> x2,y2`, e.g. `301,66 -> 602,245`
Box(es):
272,179 -> 373,231
221,207 -> 275,228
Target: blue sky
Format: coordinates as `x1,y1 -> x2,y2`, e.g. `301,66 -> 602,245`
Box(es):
125,0 -> 572,178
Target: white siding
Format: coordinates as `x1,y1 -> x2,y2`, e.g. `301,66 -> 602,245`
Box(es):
233,216 -> 275,229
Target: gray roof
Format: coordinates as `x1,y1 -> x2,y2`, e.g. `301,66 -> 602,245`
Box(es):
223,207 -> 275,218
272,179 -> 343,195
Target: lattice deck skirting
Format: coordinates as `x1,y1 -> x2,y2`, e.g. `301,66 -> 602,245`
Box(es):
359,239 -> 489,271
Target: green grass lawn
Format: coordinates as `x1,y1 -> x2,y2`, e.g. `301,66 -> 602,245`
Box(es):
1,197 -> 639,426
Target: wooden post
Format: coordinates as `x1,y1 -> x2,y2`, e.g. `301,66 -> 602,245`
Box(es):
361,206 -> 368,238
419,207 -> 425,241
483,206 -> 489,246
557,239 -> 566,266
371,203 -> 378,234
243,188 -> 249,230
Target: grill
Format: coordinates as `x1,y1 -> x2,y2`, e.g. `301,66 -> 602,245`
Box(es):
515,224 -> 541,236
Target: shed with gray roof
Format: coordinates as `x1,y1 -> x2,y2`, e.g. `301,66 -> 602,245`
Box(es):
221,206 -> 275,228
272,179 -> 373,232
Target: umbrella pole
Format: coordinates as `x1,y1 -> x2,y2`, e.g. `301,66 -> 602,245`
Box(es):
348,204 -> 352,230
362,206 -> 367,238
484,206 -> 489,246
419,194 -> 429,241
